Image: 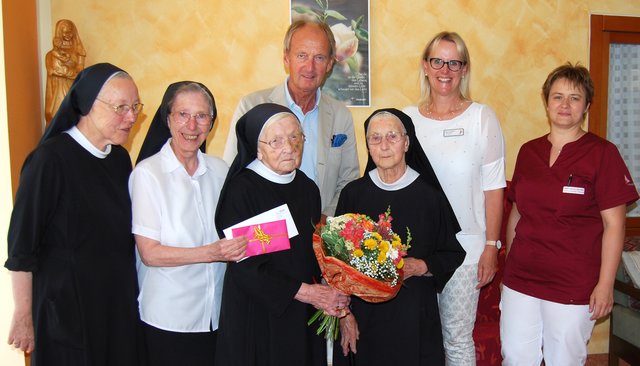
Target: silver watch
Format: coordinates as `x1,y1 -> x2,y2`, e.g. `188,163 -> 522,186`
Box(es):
486,240 -> 502,250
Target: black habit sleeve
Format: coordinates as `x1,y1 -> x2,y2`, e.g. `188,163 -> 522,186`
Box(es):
420,189 -> 466,291
6,143 -> 64,272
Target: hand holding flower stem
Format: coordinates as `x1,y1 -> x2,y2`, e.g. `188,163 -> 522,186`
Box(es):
295,283 -> 350,317
300,283 -> 351,340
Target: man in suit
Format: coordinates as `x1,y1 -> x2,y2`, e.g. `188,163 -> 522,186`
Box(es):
223,19 -> 360,220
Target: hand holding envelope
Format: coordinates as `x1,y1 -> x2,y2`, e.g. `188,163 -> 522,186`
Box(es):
223,204 -> 299,259
212,236 -> 249,262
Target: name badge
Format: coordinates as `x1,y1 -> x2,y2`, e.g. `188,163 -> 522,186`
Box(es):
562,186 -> 585,195
443,128 -> 464,137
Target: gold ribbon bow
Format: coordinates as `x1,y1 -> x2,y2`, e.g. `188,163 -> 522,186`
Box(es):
249,225 -> 287,253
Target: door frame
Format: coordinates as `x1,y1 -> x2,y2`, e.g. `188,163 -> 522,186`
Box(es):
589,15 -> 640,235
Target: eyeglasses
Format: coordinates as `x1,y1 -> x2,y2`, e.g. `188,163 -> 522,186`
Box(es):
171,111 -> 213,126
366,131 -> 407,145
427,58 -> 466,72
259,133 -> 306,149
96,98 -> 143,115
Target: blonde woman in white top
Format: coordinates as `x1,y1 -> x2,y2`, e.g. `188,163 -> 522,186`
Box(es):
403,31 -> 506,366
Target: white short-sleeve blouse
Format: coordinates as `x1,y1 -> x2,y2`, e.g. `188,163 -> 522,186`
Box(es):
129,140 -> 228,332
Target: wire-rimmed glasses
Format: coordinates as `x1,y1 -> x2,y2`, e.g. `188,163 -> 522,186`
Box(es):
96,98 -> 143,115
366,131 -> 407,145
170,111 -> 214,126
259,133 -> 306,149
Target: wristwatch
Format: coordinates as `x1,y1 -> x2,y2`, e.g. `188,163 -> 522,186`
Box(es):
486,240 -> 502,250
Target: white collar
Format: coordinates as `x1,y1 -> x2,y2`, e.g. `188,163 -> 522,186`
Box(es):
247,159 -> 296,184
64,126 -> 111,159
368,166 -> 419,191
161,139 -> 207,177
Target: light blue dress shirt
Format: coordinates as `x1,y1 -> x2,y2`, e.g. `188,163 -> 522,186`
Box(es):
284,79 -> 320,183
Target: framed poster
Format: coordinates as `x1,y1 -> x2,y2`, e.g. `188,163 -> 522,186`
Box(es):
291,0 -> 370,107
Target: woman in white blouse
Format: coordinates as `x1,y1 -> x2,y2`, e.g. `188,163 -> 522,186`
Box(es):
129,81 -> 247,366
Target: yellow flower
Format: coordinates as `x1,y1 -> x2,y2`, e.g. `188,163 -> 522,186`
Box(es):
397,258 -> 404,269
353,249 -> 364,257
391,234 -> 401,248
377,252 -> 386,264
364,238 -> 377,250
379,240 -> 390,252
372,232 -> 382,241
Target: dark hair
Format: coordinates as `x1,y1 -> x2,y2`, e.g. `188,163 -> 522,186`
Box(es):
542,62 -> 594,106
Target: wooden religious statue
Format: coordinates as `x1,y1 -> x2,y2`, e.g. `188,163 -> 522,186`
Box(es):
45,19 -> 86,123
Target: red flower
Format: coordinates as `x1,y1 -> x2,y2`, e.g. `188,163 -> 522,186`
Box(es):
340,218 -> 365,248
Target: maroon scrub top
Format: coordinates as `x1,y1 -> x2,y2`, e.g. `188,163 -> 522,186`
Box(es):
504,132 -> 638,304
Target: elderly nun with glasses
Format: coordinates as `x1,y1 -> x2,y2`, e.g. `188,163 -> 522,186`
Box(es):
333,109 -> 465,366
6,63 -> 145,365
213,103 -> 349,366
129,81 -> 247,366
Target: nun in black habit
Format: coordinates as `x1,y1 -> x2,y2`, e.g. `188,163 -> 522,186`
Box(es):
5,63 -> 145,365
214,103 -> 350,366
333,108 -> 465,366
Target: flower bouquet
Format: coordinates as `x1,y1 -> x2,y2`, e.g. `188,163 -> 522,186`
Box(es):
308,208 -> 411,340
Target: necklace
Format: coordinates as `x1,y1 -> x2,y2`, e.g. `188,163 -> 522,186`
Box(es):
549,130 -> 586,151
423,101 -> 466,121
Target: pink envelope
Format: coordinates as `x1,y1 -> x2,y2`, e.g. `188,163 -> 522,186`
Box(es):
232,219 -> 290,257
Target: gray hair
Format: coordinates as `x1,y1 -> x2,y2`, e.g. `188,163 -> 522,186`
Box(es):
167,82 -> 215,117
258,111 -> 301,144
283,19 -> 336,61
367,111 -> 406,134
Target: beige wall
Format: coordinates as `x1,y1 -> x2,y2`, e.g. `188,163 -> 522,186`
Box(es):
0,1 -> 638,364
49,0 -> 640,178
48,0 -> 639,357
